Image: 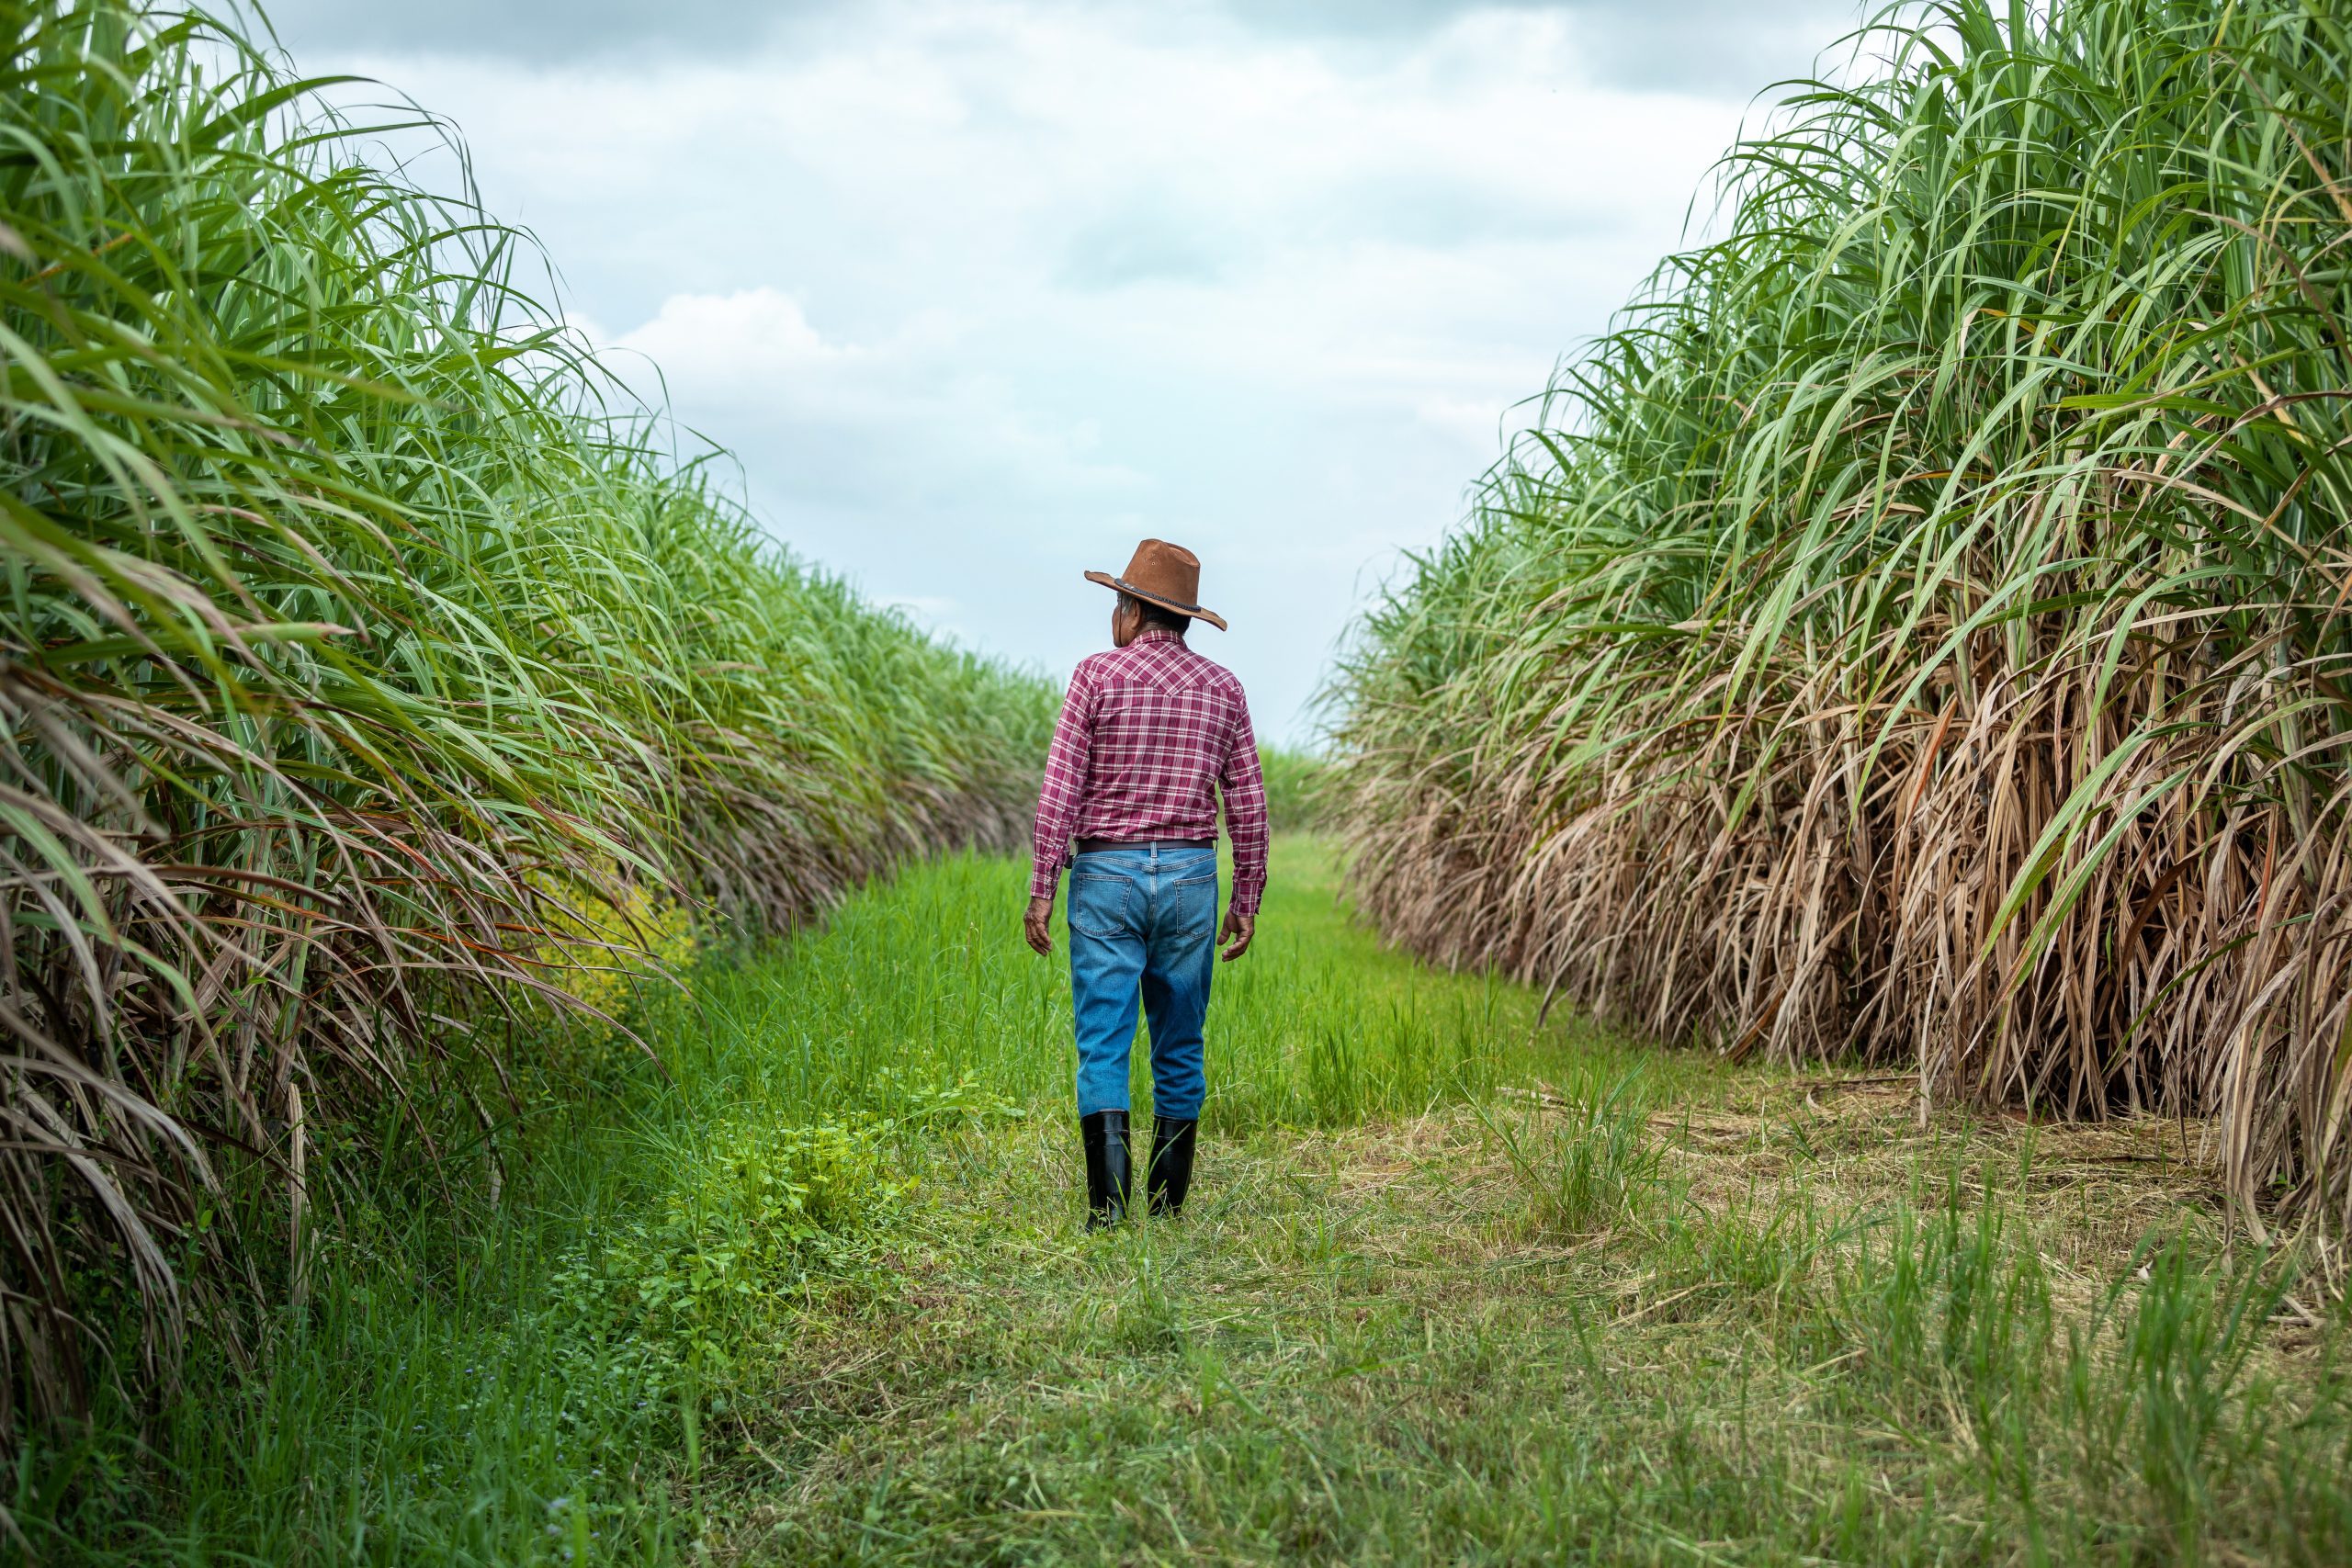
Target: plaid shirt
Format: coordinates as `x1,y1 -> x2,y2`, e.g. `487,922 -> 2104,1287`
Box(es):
1030,626 -> 1269,917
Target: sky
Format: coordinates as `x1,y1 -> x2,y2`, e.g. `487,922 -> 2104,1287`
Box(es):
256,0 -> 1863,744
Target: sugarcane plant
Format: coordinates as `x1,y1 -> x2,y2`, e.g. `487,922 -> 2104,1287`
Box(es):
0,0 -> 1052,1428
1330,0 -> 2352,1236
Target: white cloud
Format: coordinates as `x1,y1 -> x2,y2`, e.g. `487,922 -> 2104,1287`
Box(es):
598,286 -> 1146,508
613,288 -> 867,377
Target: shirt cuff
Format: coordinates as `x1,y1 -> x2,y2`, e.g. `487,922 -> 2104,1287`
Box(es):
1029,860 -> 1061,902
1229,875 -> 1264,919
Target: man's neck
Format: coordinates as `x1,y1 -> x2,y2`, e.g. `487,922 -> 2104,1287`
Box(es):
1132,625 -> 1186,648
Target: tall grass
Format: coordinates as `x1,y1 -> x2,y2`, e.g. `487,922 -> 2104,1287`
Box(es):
0,0 -> 1051,1428
1329,0 -> 2352,1235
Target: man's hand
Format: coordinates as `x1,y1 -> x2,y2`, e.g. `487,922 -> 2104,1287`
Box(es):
1218,904 -> 1255,961
1023,895 -> 1055,957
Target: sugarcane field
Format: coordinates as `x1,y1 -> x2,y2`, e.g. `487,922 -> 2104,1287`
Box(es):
6,0 -> 2352,1562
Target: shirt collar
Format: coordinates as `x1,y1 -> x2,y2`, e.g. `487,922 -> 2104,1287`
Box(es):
1132,626 -> 1188,648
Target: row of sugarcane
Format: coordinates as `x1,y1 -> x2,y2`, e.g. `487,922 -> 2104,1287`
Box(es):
0,0 -> 1054,1427
1329,0 -> 2352,1237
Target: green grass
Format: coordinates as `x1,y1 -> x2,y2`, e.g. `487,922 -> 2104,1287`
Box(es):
670,831 -> 1553,1133
30,838 -> 2351,1563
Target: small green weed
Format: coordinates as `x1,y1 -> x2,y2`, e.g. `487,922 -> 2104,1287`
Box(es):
551,1116 -> 904,1402
1476,1065 -> 1666,1235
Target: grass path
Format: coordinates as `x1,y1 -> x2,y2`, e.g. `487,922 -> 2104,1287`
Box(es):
42,841 -> 2352,1563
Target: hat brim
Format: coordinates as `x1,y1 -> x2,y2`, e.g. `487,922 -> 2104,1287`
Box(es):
1085,570 -> 1227,631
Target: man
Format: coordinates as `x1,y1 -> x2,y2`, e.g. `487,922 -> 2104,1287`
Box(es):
1024,538 -> 1268,1228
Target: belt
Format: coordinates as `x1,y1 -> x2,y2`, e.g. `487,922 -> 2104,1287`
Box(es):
1075,837 -> 1215,855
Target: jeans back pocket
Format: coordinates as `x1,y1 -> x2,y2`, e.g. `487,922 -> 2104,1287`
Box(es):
1169,871 -> 1220,936
1068,872 -> 1136,939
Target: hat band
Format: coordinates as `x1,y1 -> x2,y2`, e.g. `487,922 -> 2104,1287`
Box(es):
1114,577 -> 1203,615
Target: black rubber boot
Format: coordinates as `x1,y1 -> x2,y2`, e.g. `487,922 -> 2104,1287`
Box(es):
1080,1110 -> 1130,1229
1147,1116 -> 1198,1217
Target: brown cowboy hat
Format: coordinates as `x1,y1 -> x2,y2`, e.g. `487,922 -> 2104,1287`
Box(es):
1085,537 -> 1227,631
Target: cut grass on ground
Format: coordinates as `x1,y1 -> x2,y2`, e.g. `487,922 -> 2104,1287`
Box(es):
35,839 -> 2352,1563
737,1092 -> 2347,1563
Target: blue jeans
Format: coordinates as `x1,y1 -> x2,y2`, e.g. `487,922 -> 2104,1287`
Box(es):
1067,844 -> 1218,1120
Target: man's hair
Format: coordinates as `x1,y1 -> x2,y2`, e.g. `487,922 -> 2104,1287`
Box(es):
1125,593 -> 1191,634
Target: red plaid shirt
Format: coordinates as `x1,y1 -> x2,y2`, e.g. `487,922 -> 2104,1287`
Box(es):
1030,626 -> 1269,917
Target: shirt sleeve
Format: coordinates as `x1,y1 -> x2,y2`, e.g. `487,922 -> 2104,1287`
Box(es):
1218,692 -> 1270,919
1029,661 -> 1098,901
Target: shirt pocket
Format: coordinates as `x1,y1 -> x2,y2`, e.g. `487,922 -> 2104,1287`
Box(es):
1068,872 -> 1137,940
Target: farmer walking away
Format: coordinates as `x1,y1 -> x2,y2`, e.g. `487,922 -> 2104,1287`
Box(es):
1024,539 -> 1269,1228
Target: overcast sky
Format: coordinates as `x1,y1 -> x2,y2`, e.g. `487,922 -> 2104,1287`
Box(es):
257,0 -> 1862,743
